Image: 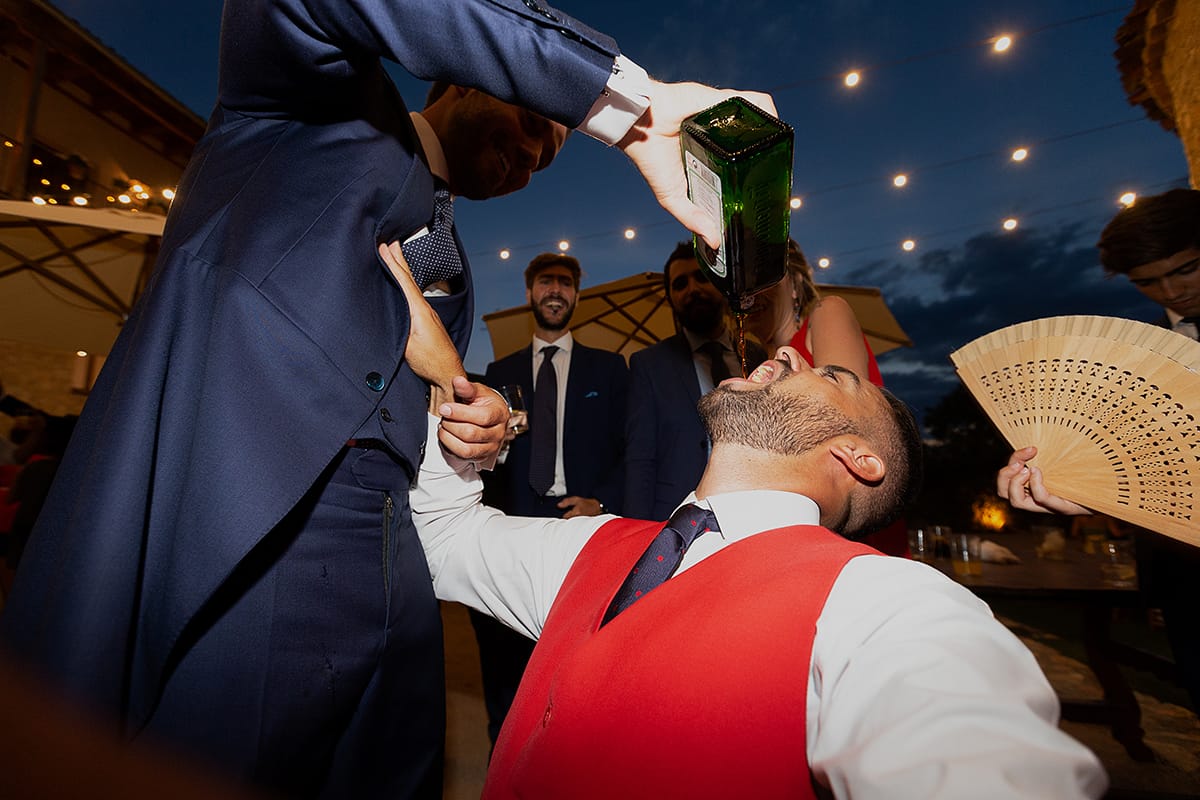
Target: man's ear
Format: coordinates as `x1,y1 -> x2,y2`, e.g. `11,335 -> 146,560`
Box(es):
828,437 -> 885,485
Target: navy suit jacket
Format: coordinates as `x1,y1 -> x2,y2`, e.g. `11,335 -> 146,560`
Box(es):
1,0 -> 617,731
624,332 -> 765,520
483,342 -> 628,516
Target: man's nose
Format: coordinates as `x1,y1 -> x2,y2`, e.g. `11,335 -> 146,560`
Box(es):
1159,276 -> 1184,299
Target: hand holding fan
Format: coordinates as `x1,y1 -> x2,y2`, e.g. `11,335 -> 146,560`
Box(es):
950,315 -> 1200,547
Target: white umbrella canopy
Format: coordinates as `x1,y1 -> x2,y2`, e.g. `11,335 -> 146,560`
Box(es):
0,200 -> 164,356
483,271 -> 913,362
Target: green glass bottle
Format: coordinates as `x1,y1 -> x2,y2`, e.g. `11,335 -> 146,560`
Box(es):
681,97 -> 794,312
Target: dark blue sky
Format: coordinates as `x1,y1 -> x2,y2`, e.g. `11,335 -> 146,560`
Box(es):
51,0 -> 1188,417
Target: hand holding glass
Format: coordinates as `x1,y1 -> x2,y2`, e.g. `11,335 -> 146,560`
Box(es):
499,385 -> 529,434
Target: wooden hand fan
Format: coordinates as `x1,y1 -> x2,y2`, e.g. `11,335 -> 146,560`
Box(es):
950,315 -> 1200,547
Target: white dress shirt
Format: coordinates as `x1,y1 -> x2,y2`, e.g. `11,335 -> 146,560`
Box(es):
411,416 -> 1107,799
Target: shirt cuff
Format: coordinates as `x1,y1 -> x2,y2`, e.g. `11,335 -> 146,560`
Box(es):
577,54 -> 653,146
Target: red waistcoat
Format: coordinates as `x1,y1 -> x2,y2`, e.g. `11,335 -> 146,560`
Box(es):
484,517 -> 877,799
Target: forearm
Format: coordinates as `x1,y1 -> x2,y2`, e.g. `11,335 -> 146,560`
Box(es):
411,414 -> 603,638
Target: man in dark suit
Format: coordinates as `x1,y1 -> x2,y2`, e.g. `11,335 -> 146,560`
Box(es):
624,241 -> 767,520
476,252 -> 627,744
0,0 -> 777,796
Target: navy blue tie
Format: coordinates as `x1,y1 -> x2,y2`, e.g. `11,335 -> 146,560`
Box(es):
529,345 -> 559,496
400,182 -> 462,290
602,503 -> 719,624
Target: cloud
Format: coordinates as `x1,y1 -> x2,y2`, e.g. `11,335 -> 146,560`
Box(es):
865,222 -> 1165,421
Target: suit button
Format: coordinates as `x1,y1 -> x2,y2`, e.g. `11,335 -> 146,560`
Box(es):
380,407 -> 393,423
366,372 -> 385,391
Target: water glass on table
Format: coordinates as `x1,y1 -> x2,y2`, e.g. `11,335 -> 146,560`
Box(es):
499,385 -> 529,434
950,532 -> 983,576
908,527 -> 933,562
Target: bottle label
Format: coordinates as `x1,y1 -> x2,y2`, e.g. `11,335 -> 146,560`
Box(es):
684,150 -> 727,277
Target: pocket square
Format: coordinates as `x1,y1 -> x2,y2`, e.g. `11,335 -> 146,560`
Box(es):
585,390 -> 599,398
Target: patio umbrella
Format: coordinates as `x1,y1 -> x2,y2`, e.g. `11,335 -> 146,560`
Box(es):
483,271 -> 913,362
0,199 -> 164,356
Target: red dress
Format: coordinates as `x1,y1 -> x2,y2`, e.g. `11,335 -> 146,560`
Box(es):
792,321 -> 910,557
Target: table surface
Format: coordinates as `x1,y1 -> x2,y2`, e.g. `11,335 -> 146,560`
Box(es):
924,531 -> 1140,602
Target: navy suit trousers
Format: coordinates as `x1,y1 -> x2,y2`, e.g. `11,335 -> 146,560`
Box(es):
142,446 -> 445,798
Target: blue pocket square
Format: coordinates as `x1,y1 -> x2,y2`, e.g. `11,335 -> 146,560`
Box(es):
585,390 -> 599,398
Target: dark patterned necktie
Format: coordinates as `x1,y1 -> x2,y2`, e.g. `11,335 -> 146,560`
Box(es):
602,503 -> 720,625
529,345 -> 559,496
699,340 -> 732,386
399,182 -> 462,290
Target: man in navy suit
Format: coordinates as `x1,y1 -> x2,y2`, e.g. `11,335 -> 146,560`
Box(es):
625,242 -> 767,520
0,0 -> 776,795
476,252 -> 628,743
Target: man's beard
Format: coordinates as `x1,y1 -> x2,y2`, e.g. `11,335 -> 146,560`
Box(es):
697,363 -> 858,455
677,295 -> 724,335
532,297 -> 575,331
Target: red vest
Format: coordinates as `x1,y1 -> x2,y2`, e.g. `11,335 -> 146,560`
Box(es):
484,517 -> 877,799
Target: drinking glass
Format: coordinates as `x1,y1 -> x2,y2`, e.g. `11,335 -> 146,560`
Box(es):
499,385 -> 529,434
950,532 -> 983,577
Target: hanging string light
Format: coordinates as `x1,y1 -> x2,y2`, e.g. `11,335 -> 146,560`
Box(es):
1119,192 -> 1137,207
892,174 -> 908,188
992,34 -> 1014,53
1002,217 -> 1019,231
843,71 -> 862,88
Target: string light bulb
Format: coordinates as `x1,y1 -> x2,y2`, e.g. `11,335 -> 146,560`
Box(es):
76,350 -> 88,358
1119,192 -> 1137,207
817,257 -> 831,269
31,196 -> 46,205
1002,217 -> 1018,231
557,240 -> 570,252
901,239 -> 916,252
162,188 -> 176,201
789,197 -> 803,210
892,173 -> 908,188
1010,147 -> 1028,162
843,71 -> 861,88
72,195 -> 88,206
624,228 -> 636,240
992,35 -> 1013,53
499,249 -> 511,260
118,194 -> 132,204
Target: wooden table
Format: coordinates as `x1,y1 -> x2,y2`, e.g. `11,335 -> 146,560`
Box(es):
925,531 -> 1157,762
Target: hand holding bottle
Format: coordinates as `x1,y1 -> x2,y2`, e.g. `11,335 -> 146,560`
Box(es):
617,81 -> 777,250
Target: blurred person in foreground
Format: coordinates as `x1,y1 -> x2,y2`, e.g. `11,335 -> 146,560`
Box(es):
998,188 -> 1200,713
397,248 -> 1105,797
0,0 -> 777,795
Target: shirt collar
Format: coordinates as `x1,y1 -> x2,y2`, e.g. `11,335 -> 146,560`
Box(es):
1166,308 -> 1183,326
410,111 -> 450,185
677,489 -> 821,544
533,330 -> 574,356
683,326 -> 732,354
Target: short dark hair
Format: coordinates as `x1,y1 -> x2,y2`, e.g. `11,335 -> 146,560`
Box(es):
524,253 -> 581,289
1097,188 -> 1200,275
847,388 -> 924,537
662,240 -> 696,295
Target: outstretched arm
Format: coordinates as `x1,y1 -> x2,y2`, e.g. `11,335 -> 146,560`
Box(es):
996,446 -> 1092,516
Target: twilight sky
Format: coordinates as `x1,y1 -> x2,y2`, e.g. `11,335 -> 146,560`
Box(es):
50,0 -> 1189,420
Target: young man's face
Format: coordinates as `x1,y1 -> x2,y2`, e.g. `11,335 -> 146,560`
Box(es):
527,265 -> 578,332
439,89 -> 568,200
699,347 -> 883,457
667,257 -> 726,336
1125,247 -> 1200,318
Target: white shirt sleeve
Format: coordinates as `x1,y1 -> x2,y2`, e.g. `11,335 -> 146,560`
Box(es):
410,414 -> 607,639
576,54 -> 652,145
808,555 -> 1108,799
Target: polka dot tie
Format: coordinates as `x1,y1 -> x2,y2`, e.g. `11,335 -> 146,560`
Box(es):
399,183 -> 463,290
601,503 -> 720,625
